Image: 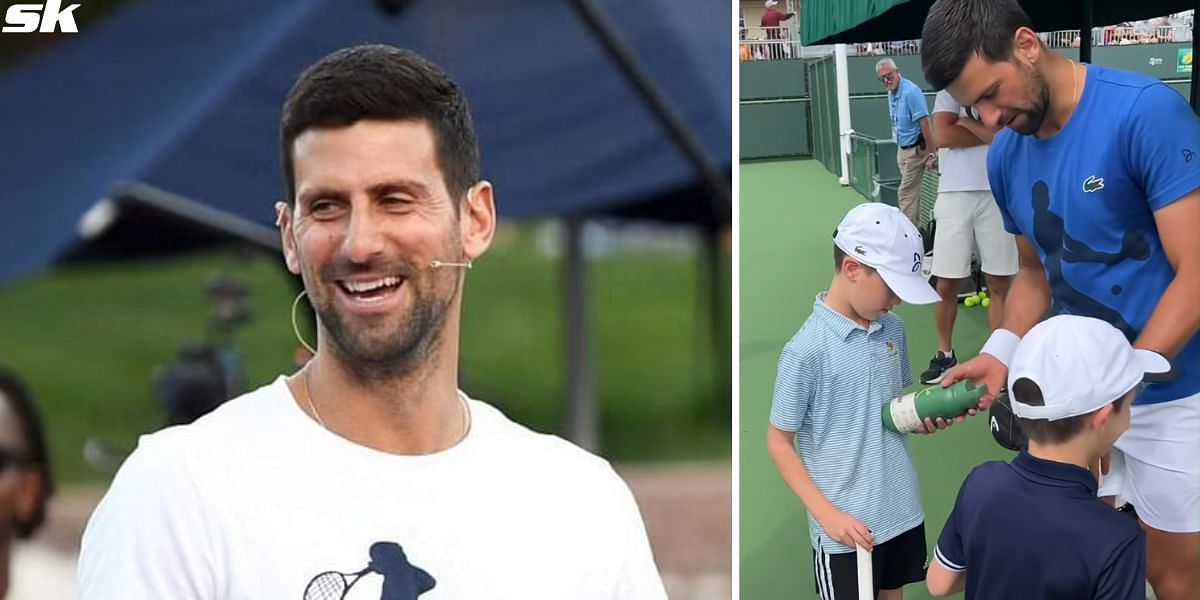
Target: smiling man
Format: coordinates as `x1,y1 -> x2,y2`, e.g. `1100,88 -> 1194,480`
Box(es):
77,45 -> 666,599
921,2 -> 1200,599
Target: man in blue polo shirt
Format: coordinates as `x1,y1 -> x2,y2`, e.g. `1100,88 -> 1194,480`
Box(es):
928,315 -> 1162,599
922,2 -> 1200,597
878,58 -> 936,228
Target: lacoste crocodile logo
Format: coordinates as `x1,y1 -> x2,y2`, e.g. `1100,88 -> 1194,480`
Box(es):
1082,175 -> 1104,193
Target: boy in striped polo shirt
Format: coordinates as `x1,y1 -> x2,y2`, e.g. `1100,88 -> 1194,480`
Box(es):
767,203 -> 950,599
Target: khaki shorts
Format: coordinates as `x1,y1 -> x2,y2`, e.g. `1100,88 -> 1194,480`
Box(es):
929,190 -> 1018,279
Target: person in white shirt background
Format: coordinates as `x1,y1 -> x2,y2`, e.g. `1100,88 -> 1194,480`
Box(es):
918,90 -> 1018,386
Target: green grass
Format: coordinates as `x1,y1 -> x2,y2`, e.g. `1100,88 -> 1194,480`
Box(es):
459,225 -> 731,460
739,159 -> 1011,600
0,222 -> 730,484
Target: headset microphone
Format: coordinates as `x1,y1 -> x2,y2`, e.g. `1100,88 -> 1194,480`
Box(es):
430,260 -> 472,269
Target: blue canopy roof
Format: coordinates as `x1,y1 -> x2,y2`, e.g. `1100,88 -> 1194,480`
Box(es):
0,0 -> 730,283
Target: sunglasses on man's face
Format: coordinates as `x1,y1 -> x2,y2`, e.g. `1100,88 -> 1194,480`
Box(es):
879,72 -> 897,83
0,447 -> 30,476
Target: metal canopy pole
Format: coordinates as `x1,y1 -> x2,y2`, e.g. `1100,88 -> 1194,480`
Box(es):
704,224 -> 730,421
1192,2 -> 1199,116
563,217 -> 597,451
834,43 -> 853,186
1078,0 -> 1093,64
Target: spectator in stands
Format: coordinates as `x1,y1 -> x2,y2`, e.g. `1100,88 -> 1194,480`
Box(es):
1103,25 -> 1117,46
760,0 -> 796,60
0,367 -> 53,599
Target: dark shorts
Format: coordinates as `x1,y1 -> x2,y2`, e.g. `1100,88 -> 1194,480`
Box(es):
812,522 -> 927,599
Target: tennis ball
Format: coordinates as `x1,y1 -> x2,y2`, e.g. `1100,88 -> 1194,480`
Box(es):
964,296 -> 978,307
981,297 -> 991,308
978,290 -> 988,299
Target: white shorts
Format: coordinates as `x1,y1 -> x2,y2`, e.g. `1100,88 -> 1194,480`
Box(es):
929,190 -> 1018,279
1098,393 -> 1200,533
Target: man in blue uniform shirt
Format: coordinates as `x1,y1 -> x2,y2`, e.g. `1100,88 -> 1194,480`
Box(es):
921,1 -> 1200,599
878,57 -> 937,228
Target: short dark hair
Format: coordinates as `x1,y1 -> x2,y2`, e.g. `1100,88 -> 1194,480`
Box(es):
0,367 -> 52,538
833,244 -> 875,273
280,44 -> 480,206
1013,377 -> 1129,445
921,0 -> 1035,91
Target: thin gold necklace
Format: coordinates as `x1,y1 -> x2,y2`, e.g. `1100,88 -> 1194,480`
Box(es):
302,365 -> 471,442
1070,59 -> 1080,107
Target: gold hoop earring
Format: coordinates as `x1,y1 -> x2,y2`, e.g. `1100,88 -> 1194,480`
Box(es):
291,291 -> 317,355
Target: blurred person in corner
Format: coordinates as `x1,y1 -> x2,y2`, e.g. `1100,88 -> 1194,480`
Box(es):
0,367 -> 53,598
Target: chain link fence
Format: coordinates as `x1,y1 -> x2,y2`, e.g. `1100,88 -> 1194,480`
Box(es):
847,134 -> 939,230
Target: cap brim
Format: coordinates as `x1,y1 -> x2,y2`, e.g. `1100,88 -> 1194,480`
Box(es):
1134,349 -> 1174,383
878,269 -> 940,305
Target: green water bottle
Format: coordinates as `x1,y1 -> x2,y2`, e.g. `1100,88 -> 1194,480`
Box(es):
882,380 -> 987,433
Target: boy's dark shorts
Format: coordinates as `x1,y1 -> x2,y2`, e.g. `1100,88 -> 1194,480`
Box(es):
812,522 -> 927,599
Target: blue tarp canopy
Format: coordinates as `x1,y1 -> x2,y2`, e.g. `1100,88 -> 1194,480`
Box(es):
0,0 -> 731,284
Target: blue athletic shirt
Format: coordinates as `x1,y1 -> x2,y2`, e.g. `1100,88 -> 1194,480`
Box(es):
888,77 -> 929,147
988,64 -> 1200,405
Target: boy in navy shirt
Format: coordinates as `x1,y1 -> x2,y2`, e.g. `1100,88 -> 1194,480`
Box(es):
929,315 -> 1166,599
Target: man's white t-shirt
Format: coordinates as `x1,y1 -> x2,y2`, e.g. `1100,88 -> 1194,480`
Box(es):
78,376 -> 667,599
933,90 -> 991,193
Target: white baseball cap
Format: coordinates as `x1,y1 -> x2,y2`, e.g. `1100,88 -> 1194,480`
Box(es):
832,203 -> 939,304
1008,315 -> 1172,420
764,0 -> 778,7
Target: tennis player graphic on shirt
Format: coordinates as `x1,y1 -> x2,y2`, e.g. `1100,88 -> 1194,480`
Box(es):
1028,179 -> 1149,338
304,542 -> 435,600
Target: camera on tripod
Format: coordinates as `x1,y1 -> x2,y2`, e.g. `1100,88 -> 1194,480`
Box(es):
155,271 -> 253,427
